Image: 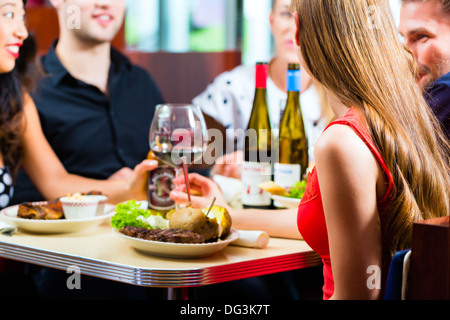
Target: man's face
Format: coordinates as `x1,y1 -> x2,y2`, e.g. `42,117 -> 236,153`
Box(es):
61,0 -> 125,44
399,0 -> 450,91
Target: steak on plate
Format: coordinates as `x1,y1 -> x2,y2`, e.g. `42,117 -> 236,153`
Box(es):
120,226 -> 205,244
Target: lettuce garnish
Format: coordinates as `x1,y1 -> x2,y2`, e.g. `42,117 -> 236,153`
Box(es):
110,200 -> 166,230
289,180 -> 307,199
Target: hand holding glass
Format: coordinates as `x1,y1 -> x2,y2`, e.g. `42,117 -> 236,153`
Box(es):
149,104 -> 208,208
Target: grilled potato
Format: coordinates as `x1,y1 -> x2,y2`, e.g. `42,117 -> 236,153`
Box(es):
169,207 -> 218,241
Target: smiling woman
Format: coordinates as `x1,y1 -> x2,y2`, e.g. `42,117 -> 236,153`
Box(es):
0,0 -> 38,189
0,0 -> 158,210
0,0 -> 28,72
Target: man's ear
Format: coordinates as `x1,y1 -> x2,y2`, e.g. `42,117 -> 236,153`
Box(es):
293,11 -> 301,47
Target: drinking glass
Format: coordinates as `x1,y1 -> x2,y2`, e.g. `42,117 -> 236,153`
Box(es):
149,104 -> 208,206
150,104 -> 208,167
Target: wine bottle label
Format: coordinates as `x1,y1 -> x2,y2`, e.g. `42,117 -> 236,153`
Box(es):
274,163 -> 301,189
147,166 -> 176,211
241,161 -> 272,207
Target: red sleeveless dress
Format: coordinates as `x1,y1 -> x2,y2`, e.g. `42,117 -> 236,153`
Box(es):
297,109 -> 394,300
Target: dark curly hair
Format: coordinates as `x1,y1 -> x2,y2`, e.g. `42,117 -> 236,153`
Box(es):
0,0 -> 40,180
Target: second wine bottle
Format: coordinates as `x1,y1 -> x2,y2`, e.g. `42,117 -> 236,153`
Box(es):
274,63 -> 308,206
241,62 -> 273,209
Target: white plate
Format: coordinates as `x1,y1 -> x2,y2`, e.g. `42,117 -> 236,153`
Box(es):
271,195 -> 302,209
113,228 -> 240,259
0,202 -> 115,234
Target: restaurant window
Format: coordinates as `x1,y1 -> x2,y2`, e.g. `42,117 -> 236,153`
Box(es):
126,0 -> 241,52
125,0 -> 273,65
125,0 -> 402,65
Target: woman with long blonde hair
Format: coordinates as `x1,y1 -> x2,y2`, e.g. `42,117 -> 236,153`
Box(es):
292,0 -> 449,299
170,0 -> 449,300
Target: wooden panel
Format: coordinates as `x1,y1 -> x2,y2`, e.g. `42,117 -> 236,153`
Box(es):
124,50 -> 242,104
27,0 -> 46,6
25,7 -> 58,55
25,6 -> 125,55
408,216 -> 449,300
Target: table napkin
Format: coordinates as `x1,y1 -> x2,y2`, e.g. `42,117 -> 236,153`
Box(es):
232,230 -> 270,249
0,220 -> 16,236
213,175 -> 243,209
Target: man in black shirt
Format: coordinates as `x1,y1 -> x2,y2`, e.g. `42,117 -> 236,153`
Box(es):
12,0 -> 164,204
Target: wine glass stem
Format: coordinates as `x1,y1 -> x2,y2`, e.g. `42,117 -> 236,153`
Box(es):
174,167 -> 183,209
181,157 -> 192,207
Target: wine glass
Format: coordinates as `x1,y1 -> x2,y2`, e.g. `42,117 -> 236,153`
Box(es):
150,104 -> 208,166
149,104 -> 208,205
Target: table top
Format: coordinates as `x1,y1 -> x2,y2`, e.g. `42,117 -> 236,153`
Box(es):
0,220 -> 321,288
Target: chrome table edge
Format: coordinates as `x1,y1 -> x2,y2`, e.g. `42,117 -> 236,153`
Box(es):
0,241 -> 321,288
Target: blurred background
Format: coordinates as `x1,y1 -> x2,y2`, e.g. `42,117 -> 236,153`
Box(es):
28,0 -> 402,66
124,0 -> 402,65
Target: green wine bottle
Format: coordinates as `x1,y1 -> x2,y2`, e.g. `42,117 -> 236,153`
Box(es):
242,62 -> 273,209
274,63 -> 308,206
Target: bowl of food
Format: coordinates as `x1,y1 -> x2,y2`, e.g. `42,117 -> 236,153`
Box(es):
60,193 -> 108,220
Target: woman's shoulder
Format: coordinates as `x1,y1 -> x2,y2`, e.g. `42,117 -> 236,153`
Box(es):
21,93 -> 40,126
314,122 -> 382,208
315,124 -> 359,157
22,93 -> 38,114
315,121 -> 378,175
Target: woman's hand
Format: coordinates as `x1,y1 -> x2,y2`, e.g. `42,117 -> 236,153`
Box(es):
125,160 -> 158,201
170,173 -> 230,210
211,151 -> 243,180
170,173 -> 303,240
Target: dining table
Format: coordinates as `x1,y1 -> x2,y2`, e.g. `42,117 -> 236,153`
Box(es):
0,217 -> 321,300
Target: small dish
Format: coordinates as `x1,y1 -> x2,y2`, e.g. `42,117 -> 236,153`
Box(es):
271,195 -> 302,209
60,194 -> 108,220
